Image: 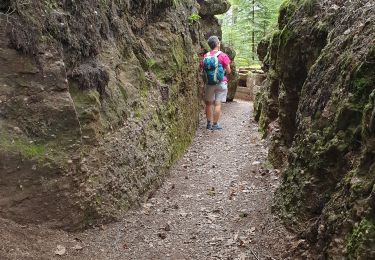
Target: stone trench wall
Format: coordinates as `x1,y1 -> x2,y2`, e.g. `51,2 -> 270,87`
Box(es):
0,0 -> 229,230
255,0 -> 375,258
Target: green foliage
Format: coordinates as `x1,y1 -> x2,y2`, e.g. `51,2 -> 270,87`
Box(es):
346,218 -> 375,257
188,12 -> 201,24
218,0 -> 284,66
146,58 -> 157,68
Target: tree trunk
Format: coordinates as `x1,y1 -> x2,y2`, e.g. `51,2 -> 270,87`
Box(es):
252,0 -> 255,61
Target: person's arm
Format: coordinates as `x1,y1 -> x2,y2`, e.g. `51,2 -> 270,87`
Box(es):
221,53 -> 231,75
225,64 -> 231,75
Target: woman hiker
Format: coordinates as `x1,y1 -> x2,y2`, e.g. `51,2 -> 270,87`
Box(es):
201,35 -> 231,130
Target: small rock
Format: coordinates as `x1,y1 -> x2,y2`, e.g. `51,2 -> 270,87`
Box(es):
239,212 -> 248,218
248,226 -> 256,234
54,245 -> 66,256
207,190 -> 216,196
72,244 -> 83,250
13,127 -> 22,134
158,232 -> 167,239
164,223 -> 171,232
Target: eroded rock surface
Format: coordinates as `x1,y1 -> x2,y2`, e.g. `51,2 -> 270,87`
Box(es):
255,0 -> 375,258
0,0 -> 227,230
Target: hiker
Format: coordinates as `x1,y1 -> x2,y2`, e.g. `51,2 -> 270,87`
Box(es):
201,35 -> 231,130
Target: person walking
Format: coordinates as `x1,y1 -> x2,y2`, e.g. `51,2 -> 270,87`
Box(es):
202,36 -> 231,130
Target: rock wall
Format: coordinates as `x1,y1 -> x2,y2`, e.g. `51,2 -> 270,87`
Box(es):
255,0 -> 375,258
0,0 -> 228,230
222,44 -> 239,101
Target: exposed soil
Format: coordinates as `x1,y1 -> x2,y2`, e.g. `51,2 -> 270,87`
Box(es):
0,100 -> 295,259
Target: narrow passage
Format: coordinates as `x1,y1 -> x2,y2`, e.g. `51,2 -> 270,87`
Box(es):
81,100 -> 294,259
1,101 -> 294,259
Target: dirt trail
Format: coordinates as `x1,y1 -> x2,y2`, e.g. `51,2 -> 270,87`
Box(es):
1,100 -> 295,260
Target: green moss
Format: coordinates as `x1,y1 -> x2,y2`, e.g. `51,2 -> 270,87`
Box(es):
172,44 -> 185,70
118,84 -> 128,101
315,21 -> 328,34
0,131 -> 46,159
44,0 -> 58,10
279,27 -> 297,48
278,0 -> 301,29
134,107 -> 142,118
267,69 -> 278,79
346,218 -> 375,258
302,0 -> 318,16
150,113 -> 162,130
352,46 -> 375,103
69,83 -> 101,108
157,98 -> 196,166
279,0 -> 291,14
146,58 -> 157,68
335,103 -> 363,131
268,31 -> 281,63
168,122 -> 192,165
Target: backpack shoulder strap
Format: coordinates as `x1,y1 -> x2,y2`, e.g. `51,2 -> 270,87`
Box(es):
214,51 -> 222,57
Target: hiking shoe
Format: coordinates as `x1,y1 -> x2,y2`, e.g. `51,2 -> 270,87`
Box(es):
211,124 -> 223,130
206,122 -> 212,130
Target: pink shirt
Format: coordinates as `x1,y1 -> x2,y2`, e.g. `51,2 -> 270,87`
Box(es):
202,51 -> 231,82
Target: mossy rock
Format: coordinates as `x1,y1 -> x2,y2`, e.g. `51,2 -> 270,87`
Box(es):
351,46 -> 375,103
346,218 -> 375,258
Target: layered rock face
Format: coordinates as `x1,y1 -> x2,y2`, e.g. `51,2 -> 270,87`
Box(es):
256,0 -> 375,257
0,0 -> 219,230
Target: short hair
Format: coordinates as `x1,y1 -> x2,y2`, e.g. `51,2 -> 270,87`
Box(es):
208,36 -> 220,50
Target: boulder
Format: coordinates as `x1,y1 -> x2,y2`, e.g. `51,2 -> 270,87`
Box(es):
199,15 -> 222,39
197,0 -> 231,16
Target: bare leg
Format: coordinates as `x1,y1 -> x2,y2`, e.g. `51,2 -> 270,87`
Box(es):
213,101 -> 222,123
205,101 -> 213,123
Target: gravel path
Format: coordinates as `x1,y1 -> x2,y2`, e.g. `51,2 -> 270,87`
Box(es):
1,100 -> 294,260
